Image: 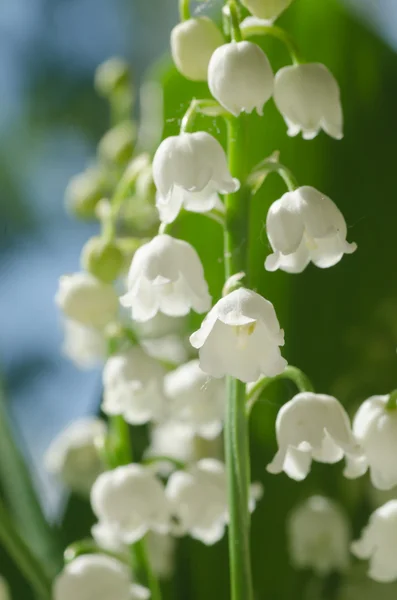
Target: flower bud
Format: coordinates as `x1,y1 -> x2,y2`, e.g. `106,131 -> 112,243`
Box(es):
65,167 -> 108,220
95,57 -> 131,98
208,41 -> 274,116
98,122 -> 136,166
171,17 -> 224,81
81,237 -> 125,283
55,272 -> 119,329
241,0 -> 294,20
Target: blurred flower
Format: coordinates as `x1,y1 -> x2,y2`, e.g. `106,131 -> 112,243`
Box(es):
265,186 -> 356,273
267,392 -> 360,481
98,122 -> 136,166
95,57 -> 131,98
208,41 -> 273,116
152,132 -> 237,224
55,272 -> 119,329
190,287 -> 286,383
102,347 -> 166,425
351,500 -> 397,582
65,167 -> 108,220
0,576 -> 10,600
339,564 -> 397,600
120,235 -> 211,322
54,555 -> 148,600
45,418 -> 106,496
164,359 -> 225,439
171,17 -> 224,81
274,63 -> 343,139
81,237 -> 125,284
91,464 -> 170,545
344,395 -> 397,490
166,459 -> 262,545
62,319 -> 106,369
241,0 -> 294,20
288,495 -> 350,574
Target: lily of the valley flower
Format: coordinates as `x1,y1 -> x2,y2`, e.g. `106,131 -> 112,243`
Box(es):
45,418 -> 106,496
166,459 -> 262,545
351,501 -> 397,582
208,41 -> 274,117
55,272 -> 119,329
54,555 -> 149,600
190,287 -> 286,383
344,395 -> 397,490
267,392 -> 360,481
241,0 -> 294,20
120,235 -> 211,321
288,495 -> 350,575
153,132 -> 238,224
274,63 -> 343,140
62,319 -> 106,369
171,17 -> 224,81
164,359 -> 225,439
91,464 -> 170,545
265,186 -> 356,273
102,347 -> 166,425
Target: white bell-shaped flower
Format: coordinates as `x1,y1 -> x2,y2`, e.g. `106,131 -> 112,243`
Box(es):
55,272 -> 119,329
120,235 -> 211,322
190,287 -> 286,383
171,17 -> 224,81
164,360 -> 225,439
0,577 -> 10,600
265,186 -> 357,273
208,41 -> 273,117
344,395 -> 397,490
53,555 -> 149,600
91,464 -> 170,544
241,0 -> 294,20
152,132 -> 238,224
274,63 -> 343,140
166,459 -> 261,545
45,418 -> 106,496
102,347 -> 166,425
288,495 -> 350,575
62,319 -> 106,369
267,392 -> 360,481
351,500 -> 397,582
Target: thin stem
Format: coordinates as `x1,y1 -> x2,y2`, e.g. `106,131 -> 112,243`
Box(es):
0,497 -> 52,600
386,389 -> 397,410
226,1 -> 242,42
224,114 -> 254,600
142,456 -> 185,471
179,0 -> 190,21
64,539 -> 129,566
133,539 -> 162,600
241,22 -> 303,64
249,159 -> 299,193
180,99 -> 225,134
246,366 -> 315,413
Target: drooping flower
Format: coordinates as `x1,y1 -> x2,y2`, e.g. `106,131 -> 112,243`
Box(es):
152,132 -> 238,224
91,464 -> 170,544
164,360 -> 225,439
240,0 -> 294,20
62,319 -> 106,369
267,392 -> 360,481
166,459 -> 262,545
288,495 -> 350,575
171,17 -> 224,81
53,555 -> 149,600
102,347 -> 166,425
45,418 -> 106,496
351,500 -> 397,582
190,287 -> 286,383
344,395 -> 397,490
274,63 -> 343,140
208,41 -> 274,117
55,272 -> 119,329
120,235 -> 211,322
265,186 -> 357,273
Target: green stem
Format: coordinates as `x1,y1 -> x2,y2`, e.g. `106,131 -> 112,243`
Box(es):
180,99 -> 226,134
386,389 -> 397,411
64,539 -> 129,566
241,23 -> 303,64
246,366 -> 315,413
179,0 -> 190,21
224,114 -> 254,600
133,539 -> 162,600
249,159 -> 299,193
226,1 -> 242,42
142,456 -> 185,471
0,497 -> 52,600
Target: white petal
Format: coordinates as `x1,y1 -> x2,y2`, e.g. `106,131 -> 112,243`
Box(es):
266,191 -> 305,254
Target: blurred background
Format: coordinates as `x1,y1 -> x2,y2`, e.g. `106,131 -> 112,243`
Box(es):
1,0 -> 397,598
